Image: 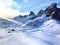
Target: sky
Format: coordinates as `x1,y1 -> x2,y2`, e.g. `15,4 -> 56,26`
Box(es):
0,0 -> 60,18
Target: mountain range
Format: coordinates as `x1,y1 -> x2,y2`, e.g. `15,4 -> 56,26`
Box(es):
0,3 -> 60,45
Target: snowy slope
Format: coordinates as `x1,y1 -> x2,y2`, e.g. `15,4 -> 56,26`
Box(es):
25,19 -> 60,45
0,18 -> 12,28
39,19 -> 60,34
0,19 -> 60,45
0,3 -> 60,45
20,14 -> 47,29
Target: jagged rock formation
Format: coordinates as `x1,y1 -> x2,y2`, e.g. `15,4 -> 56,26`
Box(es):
13,3 -> 60,24
52,7 -> 60,20
37,10 -> 43,16
26,11 -> 36,20
45,3 -> 60,20
13,3 -> 60,21
44,3 -> 57,17
37,3 -> 60,20
29,11 -> 35,16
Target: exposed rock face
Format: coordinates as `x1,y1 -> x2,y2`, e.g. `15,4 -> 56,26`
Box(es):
44,3 -> 57,17
37,10 -> 43,16
43,3 -> 60,20
52,8 -> 60,20
29,11 -> 35,16
14,3 -> 60,20
27,11 -> 36,20
19,15 -> 27,18
37,3 -> 60,20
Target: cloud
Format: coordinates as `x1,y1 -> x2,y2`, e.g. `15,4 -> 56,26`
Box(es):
0,7 -> 29,18
0,8 -> 20,17
0,0 -> 17,8
0,0 -> 19,17
0,0 -> 29,18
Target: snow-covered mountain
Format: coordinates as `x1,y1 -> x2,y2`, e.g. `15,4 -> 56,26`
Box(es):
13,11 -> 48,29
0,19 -> 60,45
13,11 -> 36,23
12,3 -> 60,29
0,3 -> 60,45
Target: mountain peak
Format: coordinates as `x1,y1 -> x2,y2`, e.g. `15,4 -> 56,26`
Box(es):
29,11 -> 35,16
44,2 -> 60,20
37,10 -> 43,16
37,3 -> 60,20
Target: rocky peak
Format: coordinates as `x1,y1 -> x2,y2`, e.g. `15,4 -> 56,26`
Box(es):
45,3 -> 57,13
44,3 -> 60,20
37,10 -> 43,16
37,3 -> 60,20
37,3 -> 57,17
29,11 -> 35,16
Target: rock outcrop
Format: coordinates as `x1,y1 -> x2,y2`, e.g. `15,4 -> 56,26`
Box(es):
29,11 -> 35,16
37,3 -> 60,20
37,10 -> 43,16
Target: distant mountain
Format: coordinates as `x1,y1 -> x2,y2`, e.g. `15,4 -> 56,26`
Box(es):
13,11 -> 36,23
37,10 -> 43,17
13,3 -> 60,29
29,11 -> 35,16
25,11 -> 36,20
13,15 -> 26,23
1,3 -> 60,30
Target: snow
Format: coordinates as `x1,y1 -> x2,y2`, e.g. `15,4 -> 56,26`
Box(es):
39,19 -> 60,34
0,15 -> 60,45
0,30 -> 60,45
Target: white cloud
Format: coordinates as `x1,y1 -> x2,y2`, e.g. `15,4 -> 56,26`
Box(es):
1,0 -> 18,8
0,7 -> 29,18
0,0 -> 19,17
0,0 -> 5,7
0,8 -> 19,17
0,0 -> 29,18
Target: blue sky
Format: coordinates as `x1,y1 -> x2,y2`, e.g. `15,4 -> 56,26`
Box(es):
0,0 -> 60,17
12,0 -> 60,13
